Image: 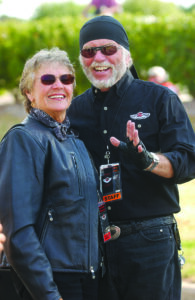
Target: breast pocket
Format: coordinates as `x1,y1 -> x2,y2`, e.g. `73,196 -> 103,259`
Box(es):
120,117 -> 160,151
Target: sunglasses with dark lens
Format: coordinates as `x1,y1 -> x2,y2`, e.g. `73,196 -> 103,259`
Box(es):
81,45 -> 120,58
40,74 -> 75,85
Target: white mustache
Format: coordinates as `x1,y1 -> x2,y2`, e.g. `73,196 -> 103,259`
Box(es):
90,62 -> 114,70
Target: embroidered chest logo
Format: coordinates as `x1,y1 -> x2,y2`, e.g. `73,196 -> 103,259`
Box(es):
130,112 -> 150,120
103,177 -> 112,183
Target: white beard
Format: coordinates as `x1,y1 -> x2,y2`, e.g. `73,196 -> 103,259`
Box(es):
79,52 -> 128,90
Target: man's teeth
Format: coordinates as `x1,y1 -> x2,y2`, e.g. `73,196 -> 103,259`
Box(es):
94,66 -> 109,71
49,95 -> 65,99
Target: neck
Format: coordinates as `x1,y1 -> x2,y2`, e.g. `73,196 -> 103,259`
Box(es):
100,87 -> 110,92
49,111 -> 66,123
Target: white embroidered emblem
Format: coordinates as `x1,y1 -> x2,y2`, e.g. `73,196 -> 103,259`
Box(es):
130,112 -> 150,120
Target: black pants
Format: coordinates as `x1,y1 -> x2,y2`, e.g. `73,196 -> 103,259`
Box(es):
0,270 -> 20,300
9,269 -> 99,300
99,216 -> 181,300
53,272 -> 98,300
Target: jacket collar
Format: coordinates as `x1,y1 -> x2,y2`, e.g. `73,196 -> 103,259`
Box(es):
30,108 -> 70,141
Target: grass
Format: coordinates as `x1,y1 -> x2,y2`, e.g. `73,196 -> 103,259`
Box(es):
0,114 -> 22,140
181,240 -> 195,282
177,180 -> 195,282
0,108 -> 195,282
189,115 -> 195,131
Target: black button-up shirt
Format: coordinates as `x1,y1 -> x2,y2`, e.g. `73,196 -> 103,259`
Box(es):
68,70 -> 195,221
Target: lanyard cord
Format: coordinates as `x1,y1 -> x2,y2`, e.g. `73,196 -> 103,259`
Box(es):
99,90 -> 127,164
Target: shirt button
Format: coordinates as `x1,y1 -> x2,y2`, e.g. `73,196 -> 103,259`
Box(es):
103,130 -> 107,134
104,106 -> 108,110
107,206 -> 112,210
138,124 -> 142,128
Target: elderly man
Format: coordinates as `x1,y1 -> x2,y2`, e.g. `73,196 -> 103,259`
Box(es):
68,15 -> 195,300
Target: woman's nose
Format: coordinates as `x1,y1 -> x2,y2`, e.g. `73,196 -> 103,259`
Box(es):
52,78 -> 64,88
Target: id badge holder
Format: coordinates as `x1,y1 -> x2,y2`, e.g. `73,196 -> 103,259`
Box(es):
100,163 -> 122,203
98,201 -> 112,243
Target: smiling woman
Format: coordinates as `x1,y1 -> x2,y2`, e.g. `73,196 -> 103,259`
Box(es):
19,48 -> 76,121
25,62 -> 74,123
0,47 -> 100,300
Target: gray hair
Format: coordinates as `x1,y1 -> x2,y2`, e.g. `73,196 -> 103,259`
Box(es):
123,47 -> 133,68
20,47 -> 76,113
148,66 -> 168,82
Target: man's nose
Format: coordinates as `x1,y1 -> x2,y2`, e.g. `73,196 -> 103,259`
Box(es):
93,49 -> 106,61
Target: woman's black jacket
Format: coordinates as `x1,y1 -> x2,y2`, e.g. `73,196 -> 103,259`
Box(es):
0,115 -> 99,300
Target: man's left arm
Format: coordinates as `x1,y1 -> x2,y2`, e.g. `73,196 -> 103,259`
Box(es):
110,119 -> 191,180
144,153 -> 174,178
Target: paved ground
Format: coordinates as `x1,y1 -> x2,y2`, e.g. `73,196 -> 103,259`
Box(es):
183,101 -> 195,116
182,281 -> 195,300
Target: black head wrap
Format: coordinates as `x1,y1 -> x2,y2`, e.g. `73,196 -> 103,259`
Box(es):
79,15 -> 129,50
79,15 -> 139,79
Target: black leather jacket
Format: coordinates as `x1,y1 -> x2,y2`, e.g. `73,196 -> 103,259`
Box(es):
0,115 -> 99,300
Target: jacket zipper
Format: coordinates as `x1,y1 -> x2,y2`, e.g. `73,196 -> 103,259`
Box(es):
71,140 -> 95,279
48,209 -> 54,222
39,209 -> 54,242
90,266 -> 95,279
71,153 -> 82,196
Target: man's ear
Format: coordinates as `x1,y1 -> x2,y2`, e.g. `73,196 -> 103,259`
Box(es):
126,52 -> 131,66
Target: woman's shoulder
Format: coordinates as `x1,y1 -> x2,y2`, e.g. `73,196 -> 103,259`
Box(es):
1,116 -> 48,153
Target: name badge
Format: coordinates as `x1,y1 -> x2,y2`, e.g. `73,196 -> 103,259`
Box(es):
100,163 -> 122,203
98,201 -> 112,243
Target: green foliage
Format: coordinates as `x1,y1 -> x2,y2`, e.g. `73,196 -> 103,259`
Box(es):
0,17 -> 89,96
32,2 -> 84,20
183,4 -> 195,13
123,0 -> 180,16
117,12 -> 195,97
0,12 -> 195,98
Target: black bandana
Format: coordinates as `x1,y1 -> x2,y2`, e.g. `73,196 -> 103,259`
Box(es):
30,108 -> 70,141
79,15 -> 129,50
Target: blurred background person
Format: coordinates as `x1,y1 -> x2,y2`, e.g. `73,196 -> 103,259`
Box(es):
148,65 -> 179,94
83,0 -> 122,17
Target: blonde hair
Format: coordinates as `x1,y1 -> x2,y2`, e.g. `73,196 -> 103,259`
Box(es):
19,47 -> 76,113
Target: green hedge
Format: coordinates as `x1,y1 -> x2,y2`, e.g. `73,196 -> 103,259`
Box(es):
0,13 -> 195,97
